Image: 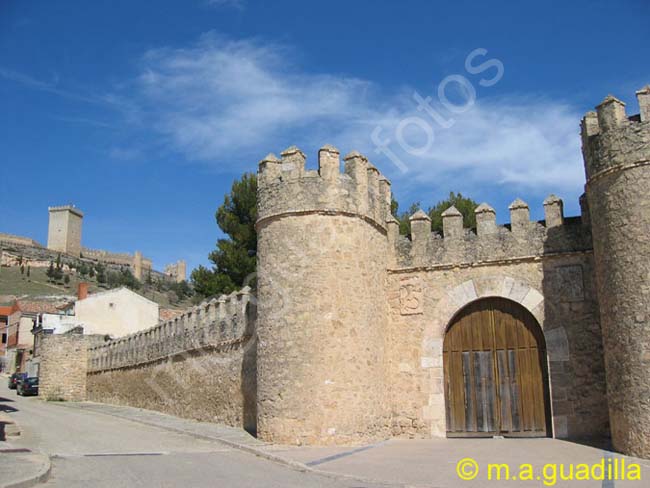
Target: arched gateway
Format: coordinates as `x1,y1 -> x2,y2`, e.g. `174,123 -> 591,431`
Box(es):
443,297 -> 551,437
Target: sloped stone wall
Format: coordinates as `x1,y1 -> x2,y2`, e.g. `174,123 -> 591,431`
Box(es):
86,288 -> 257,433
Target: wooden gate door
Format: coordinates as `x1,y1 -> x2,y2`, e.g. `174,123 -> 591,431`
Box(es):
443,297 -> 549,437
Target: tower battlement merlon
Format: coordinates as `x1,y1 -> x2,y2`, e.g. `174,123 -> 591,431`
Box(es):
581,87 -> 650,183
394,196 -> 593,269
256,145 -> 392,232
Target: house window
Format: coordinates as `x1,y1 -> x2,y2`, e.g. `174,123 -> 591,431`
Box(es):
109,303 -> 115,309
1,333 -> 6,344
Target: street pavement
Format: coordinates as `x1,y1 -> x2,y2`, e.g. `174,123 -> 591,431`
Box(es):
0,383 -> 387,487
2,380 -> 650,487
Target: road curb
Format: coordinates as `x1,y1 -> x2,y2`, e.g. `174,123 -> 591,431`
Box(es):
51,402 -> 404,487
0,454 -> 51,488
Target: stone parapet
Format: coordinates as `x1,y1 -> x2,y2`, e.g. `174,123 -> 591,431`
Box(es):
48,205 -> 84,218
581,91 -> 650,183
87,287 -> 255,372
395,197 -> 592,269
0,233 -> 43,248
257,146 -> 392,233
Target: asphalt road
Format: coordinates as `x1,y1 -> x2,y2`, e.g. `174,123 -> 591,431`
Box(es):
1,384 -> 384,488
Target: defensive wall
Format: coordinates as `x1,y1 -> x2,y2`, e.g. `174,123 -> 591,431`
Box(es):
85,287 -> 257,432
33,87 -> 650,459
386,198 -> 607,442
0,233 -> 43,249
581,88 -> 650,457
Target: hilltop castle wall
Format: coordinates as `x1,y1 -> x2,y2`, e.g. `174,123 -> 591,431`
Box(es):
0,233 -> 43,248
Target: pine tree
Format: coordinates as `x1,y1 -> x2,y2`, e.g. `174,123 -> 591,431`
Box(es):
46,261 -> 55,282
95,264 -> 106,285
191,172 -> 257,297
428,192 -> 478,234
392,192 -> 478,237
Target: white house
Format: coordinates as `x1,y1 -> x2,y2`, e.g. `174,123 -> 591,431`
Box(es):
73,287 -> 159,337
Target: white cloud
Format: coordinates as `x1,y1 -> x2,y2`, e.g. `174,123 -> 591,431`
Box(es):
131,33 -> 586,199
1,33 -> 587,200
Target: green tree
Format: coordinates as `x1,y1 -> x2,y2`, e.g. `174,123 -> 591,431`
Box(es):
428,192 -> 478,234
120,268 -> 141,290
391,192 -> 478,237
53,267 -> 64,283
20,265 -> 25,276
46,261 -> 55,282
392,198 -> 422,237
64,275 -> 70,286
191,173 -> 257,298
95,263 -> 106,285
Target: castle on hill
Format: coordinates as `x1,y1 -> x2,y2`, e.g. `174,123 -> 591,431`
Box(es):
0,206 -> 186,283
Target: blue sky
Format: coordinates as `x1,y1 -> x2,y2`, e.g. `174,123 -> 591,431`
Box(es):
1,0 -> 648,275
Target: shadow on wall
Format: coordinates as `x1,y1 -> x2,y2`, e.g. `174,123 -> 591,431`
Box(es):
242,301 -> 258,437
541,215 -> 610,448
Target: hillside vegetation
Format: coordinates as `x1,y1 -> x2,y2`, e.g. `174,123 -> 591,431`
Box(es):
0,264 -> 194,309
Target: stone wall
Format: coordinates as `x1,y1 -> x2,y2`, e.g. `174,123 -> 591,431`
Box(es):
86,288 -> 257,432
81,247 -> 153,272
163,260 -> 187,283
383,198 -> 608,442
39,333 -> 88,401
256,146 -> 392,445
0,233 -> 42,248
581,89 -> 650,458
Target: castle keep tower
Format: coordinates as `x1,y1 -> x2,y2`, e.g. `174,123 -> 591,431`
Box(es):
581,87 -> 650,458
47,205 -> 83,256
255,145 -> 392,445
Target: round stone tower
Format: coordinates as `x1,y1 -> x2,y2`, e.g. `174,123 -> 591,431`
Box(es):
581,87 -> 650,458
255,145 -> 392,445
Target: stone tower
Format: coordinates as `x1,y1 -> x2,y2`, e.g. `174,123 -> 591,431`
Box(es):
255,145 -> 392,445
581,87 -> 650,458
133,251 -> 143,281
47,205 -> 84,256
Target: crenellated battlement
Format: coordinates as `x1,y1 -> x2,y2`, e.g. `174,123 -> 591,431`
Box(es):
48,205 -> 84,217
87,287 -> 255,372
257,145 -> 392,232
392,195 -> 592,269
581,87 -> 650,184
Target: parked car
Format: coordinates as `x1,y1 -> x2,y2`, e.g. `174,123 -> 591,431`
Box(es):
7,372 -> 28,390
16,377 -> 39,396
